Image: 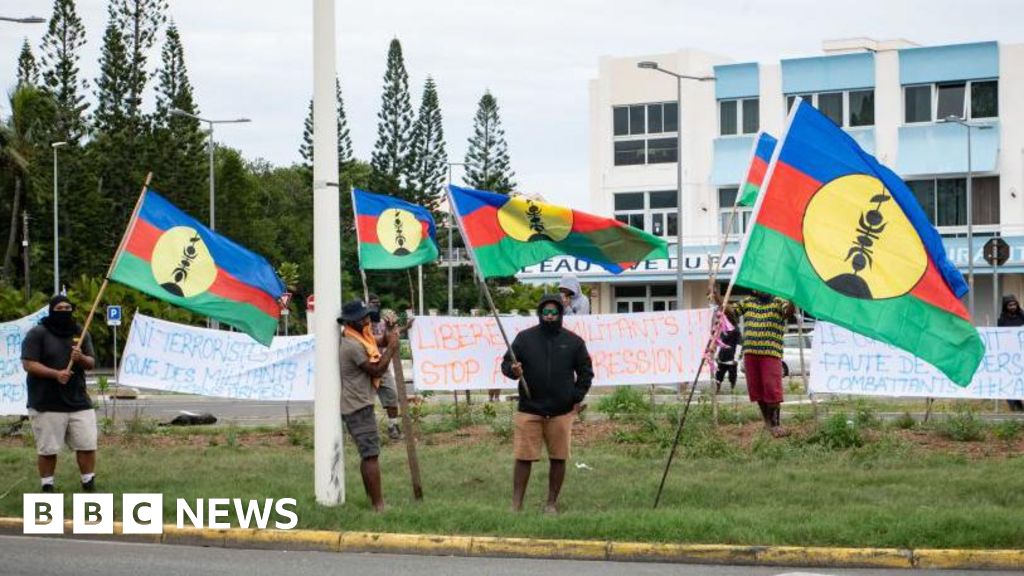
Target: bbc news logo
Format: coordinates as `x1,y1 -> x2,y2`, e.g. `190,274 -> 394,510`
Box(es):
23,494 -> 299,534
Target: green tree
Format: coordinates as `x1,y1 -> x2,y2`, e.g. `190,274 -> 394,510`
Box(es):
38,0 -> 89,144
17,40 -> 39,87
369,38 -> 414,198
464,91 -> 516,194
409,76 -> 447,211
112,0 -> 167,122
299,79 -> 353,173
150,21 -> 207,216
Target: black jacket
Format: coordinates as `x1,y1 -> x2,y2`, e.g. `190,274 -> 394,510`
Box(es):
998,295 -> 1024,327
501,325 -> 593,417
717,326 -> 741,363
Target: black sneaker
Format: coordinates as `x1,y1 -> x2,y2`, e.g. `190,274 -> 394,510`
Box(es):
81,478 -> 95,492
41,484 -> 55,493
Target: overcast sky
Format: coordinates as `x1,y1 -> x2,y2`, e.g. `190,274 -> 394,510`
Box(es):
2,1 -> 1022,208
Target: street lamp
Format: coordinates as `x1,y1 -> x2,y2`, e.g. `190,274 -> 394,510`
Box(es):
51,141 -> 67,295
0,16 -> 47,23
637,61 -> 714,310
446,162 -> 467,315
939,115 -> 993,320
168,108 -> 251,232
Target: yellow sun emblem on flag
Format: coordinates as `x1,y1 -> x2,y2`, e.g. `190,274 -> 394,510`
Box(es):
803,174 -> 927,300
377,209 -> 423,256
497,196 -> 573,242
151,226 -> 217,298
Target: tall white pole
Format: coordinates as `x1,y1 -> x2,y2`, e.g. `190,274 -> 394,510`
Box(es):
966,125 -> 974,319
52,146 -> 60,295
675,76 -> 683,310
312,0 -> 343,506
208,123 -> 220,330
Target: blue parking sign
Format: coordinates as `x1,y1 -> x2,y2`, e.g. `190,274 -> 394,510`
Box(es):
106,305 -> 122,326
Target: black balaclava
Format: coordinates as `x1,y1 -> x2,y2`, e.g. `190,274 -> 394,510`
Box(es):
536,294 -> 565,335
41,295 -> 78,337
752,290 -> 773,303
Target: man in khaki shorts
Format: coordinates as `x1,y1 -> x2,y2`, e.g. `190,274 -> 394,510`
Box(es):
502,294 -> 593,513
21,295 -> 97,492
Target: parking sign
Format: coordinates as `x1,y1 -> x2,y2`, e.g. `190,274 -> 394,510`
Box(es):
106,305 -> 122,326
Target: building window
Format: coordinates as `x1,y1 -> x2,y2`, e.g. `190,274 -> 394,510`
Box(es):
612,102 -> 679,165
719,98 -> 759,135
906,176 -> 1000,227
718,186 -> 752,235
849,90 -> 875,127
904,80 -> 998,123
787,90 -> 872,127
613,190 -> 679,237
615,284 -> 677,313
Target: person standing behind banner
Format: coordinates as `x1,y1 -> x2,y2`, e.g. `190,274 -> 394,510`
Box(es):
997,295 -> 1024,412
558,274 -> 590,316
337,299 -> 400,513
21,295 -> 98,493
713,288 -> 794,438
714,309 -> 741,393
502,294 -> 593,513
367,293 -> 403,439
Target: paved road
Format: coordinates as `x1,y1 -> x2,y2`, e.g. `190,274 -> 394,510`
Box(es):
0,536 -> 1010,576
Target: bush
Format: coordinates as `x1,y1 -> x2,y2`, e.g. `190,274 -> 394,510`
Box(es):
286,421 -> 312,448
854,401 -> 881,429
893,411 -> 917,430
937,407 -> 986,442
597,387 -> 649,420
808,413 -> 864,450
992,419 -> 1022,441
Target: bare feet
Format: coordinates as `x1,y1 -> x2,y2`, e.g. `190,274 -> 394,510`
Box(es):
373,502 -> 386,513
770,426 -> 790,438
544,503 -> 559,515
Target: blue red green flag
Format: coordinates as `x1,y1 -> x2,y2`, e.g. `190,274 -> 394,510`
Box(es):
352,188 -> 439,270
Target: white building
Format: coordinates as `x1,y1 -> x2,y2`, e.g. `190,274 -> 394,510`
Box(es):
520,38 -> 1024,325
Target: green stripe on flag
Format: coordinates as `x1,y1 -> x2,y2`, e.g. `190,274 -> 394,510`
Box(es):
737,182 -> 760,207
736,225 -> 984,385
358,240 -> 438,270
111,252 -> 279,345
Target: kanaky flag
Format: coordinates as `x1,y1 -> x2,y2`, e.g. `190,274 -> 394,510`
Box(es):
735,100 -> 983,385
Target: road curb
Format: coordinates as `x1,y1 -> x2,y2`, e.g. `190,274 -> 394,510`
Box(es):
0,517 -> 1021,570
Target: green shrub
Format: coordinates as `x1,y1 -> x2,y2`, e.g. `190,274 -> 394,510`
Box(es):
808,413 -> 864,450
893,411 -> 917,430
597,387 -> 649,420
937,407 -> 986,442
992,419 -> 1022,441
286,421 -> 313,448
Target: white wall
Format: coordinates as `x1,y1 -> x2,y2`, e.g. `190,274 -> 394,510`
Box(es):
999,44 -> 1024,230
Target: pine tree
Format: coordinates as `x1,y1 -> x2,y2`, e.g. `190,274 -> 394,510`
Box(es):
464,91 -> 516,194
17,40 -> 39,87
38,0 -> 88,143
409,76 -> 447,211
299,79 -> 353,173
150,21 -> 207,216
113,0 -> 167,120
369,38 -> 414,198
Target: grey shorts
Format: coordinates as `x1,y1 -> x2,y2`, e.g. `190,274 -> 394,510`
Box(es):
28,409 -> 98,455
376,370 -> 398,409
342,405 -> 380,459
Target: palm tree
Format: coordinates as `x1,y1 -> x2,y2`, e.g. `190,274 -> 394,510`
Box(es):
1,86 -> 55,283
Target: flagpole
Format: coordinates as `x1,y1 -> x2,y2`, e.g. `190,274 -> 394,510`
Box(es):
67,173 -> 152,371
796,307 -> 816,420
445,185 -> 532,399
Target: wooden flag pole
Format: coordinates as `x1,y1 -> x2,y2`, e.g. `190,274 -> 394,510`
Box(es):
66,173 -> 152,371
390,345 -> 423,500
445,186 -> 531,399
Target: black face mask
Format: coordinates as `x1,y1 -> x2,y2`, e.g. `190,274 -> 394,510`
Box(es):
755,292 -> 773,303
369,308 -> 382,323
42,310 -> 77,337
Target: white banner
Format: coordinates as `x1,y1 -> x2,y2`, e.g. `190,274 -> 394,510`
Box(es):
1,308 -> 48,416
121,314 -> 315,401
810,322 -> 1024,400
409,310 -> 714,391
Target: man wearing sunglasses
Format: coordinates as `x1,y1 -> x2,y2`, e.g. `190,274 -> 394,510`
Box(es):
501,294 -> 593,513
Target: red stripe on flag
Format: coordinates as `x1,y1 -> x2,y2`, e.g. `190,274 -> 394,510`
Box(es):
420,219 -> 430,239
356,214 -> 379,244
910,259 -> 970,321
462,205 -> 505,247
746,157 -> 768,188
755,161 -> 823,243
124,218 -> 163,261
209,271 -> 281,318
570,210 -> 625,234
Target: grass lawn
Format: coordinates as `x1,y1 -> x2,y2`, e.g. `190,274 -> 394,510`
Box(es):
1,395 -> 1023,550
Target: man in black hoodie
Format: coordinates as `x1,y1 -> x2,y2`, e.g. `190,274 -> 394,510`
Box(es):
997,295 -> 1024,412
21,295 -> 97,492
502,294 -> 593,513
